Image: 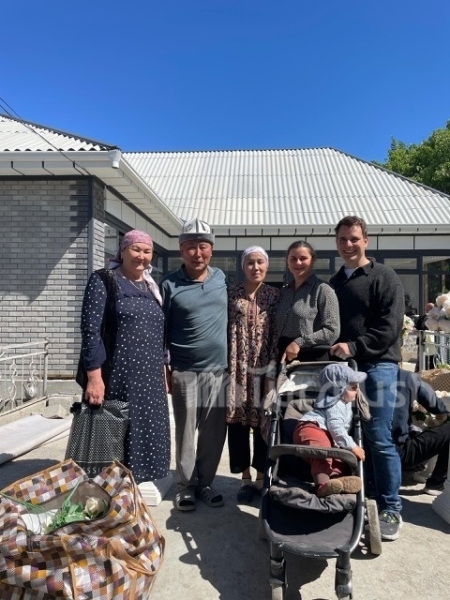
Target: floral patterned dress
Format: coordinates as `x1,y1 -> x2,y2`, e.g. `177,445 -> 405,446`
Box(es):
226,283 -> 280,427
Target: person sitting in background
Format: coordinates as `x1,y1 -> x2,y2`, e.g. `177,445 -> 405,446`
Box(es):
415,303 -> 435,332
394,369 -> 449,496
292,364 -> 366,498
415,302 -> 436,371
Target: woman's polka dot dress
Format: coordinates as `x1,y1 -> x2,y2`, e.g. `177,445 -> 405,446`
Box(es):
81,271 -> 170,483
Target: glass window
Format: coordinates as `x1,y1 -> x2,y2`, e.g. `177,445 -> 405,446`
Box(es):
335,257 -> 345,270
314,258 -> 330,270
424,273 -> 450,305
397,274 -> 419,317
267,257 -> 286,271
384,258 -> 417,270
264,272 -> 286,287
104,224 -> 119,266
423,256 -> 450,272
423,257 -> 450,303
211,256 -> 238,285
105,225 -> 119,255
168,257 -> 183,272
210,257 -> 237,271
151,256 -> 164,284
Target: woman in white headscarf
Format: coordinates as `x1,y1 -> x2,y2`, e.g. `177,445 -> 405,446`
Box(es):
226,246 -> 279,503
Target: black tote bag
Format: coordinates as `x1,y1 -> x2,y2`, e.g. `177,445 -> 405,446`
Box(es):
65,400 -> 129,478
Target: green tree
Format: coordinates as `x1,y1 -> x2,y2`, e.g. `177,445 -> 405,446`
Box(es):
375,121 -> 450,195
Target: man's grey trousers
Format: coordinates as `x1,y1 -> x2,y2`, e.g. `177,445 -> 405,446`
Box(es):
171,369 -> 227,488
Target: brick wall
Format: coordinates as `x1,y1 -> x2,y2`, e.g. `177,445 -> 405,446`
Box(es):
93,180 -> 106,270
0,177 -> 105,377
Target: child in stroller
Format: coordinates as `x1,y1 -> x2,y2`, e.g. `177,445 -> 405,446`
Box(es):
260,358 -> 381,600
293,363 -> 366,497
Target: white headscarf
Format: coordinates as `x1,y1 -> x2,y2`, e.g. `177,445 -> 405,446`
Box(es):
241,245 -> 269,269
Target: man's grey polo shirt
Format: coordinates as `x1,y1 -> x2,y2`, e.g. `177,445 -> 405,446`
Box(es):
160,265 -> 227,372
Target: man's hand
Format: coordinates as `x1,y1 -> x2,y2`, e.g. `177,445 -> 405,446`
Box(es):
435,413 -> 449,425
282,341 -> 300,363
352,446 -> 365,461
330,342 -> 354,360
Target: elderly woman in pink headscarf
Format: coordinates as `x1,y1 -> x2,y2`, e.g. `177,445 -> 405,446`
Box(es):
226,246 -> 280,504
75,230 -> 170,483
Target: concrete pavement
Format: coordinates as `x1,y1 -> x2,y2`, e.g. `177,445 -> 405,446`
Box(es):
0,397 -> 449,599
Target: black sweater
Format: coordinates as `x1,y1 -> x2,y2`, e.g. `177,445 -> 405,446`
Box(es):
329,260 -> 404,363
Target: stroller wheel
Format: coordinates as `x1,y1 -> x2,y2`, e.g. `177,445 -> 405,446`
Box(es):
366,498 -> 382,555
271,584 -> 285,600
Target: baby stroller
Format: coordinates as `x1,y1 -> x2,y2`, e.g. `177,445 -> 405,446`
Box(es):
259,355 -> 381,600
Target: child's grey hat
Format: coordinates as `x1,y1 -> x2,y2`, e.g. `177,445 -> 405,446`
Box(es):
320,364 -> 367,387
179,218 -> 215,245
315,364 -> 367,409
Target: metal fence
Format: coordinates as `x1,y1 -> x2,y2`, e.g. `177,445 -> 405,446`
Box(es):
417,330 -> 450,371
402,331 -> 419,365
0,340 -> 48,414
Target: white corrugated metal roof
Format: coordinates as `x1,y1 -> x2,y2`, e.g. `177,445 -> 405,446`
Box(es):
124,148 -> 450,229
2,114 -> 449,234
0,115 -> 116,152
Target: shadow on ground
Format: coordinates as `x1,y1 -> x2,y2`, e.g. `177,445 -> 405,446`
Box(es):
161,474 -> 330,600
0,458 -> 60,489
400,495 -> 450,533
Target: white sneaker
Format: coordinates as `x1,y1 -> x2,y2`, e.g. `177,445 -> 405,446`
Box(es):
423,483 -> 444,496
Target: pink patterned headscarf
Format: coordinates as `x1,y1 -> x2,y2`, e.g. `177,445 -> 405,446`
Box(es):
109,229 -> 162,305
110,230 -> 153,265
120,230 -> 153,255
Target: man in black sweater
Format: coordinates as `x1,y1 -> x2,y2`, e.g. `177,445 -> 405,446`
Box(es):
395,369 -> 449,495
330,215 -> 405,541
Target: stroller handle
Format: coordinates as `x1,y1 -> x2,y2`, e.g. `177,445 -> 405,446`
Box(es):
281,345 -> 358,374
280,344 -> 332,372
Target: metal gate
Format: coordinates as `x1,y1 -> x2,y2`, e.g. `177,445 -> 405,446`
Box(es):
0,340 -> 48,414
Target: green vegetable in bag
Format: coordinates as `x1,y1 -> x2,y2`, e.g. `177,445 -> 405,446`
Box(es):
45,482 -> 109,533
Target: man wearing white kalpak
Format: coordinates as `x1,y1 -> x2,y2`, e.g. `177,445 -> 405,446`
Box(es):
161,219 -> 228,511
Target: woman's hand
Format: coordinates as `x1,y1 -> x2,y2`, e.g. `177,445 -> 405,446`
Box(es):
85,368 -> 105,406
263,376 -> 276,397
352,446 -> 365,461
282,341 -> 300,362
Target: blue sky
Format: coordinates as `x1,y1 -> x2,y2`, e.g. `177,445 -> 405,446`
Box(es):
2,0 -> 449,162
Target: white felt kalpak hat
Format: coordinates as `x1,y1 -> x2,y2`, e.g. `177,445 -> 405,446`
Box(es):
179,218 -> 215,245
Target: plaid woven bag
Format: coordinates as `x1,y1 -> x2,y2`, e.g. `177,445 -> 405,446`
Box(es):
419,368 -> 450,392
0,460 -> 164,600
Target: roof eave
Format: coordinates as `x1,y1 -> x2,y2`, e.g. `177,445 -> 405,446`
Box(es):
0,150 -> 183,235
211,224 -> 450,236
